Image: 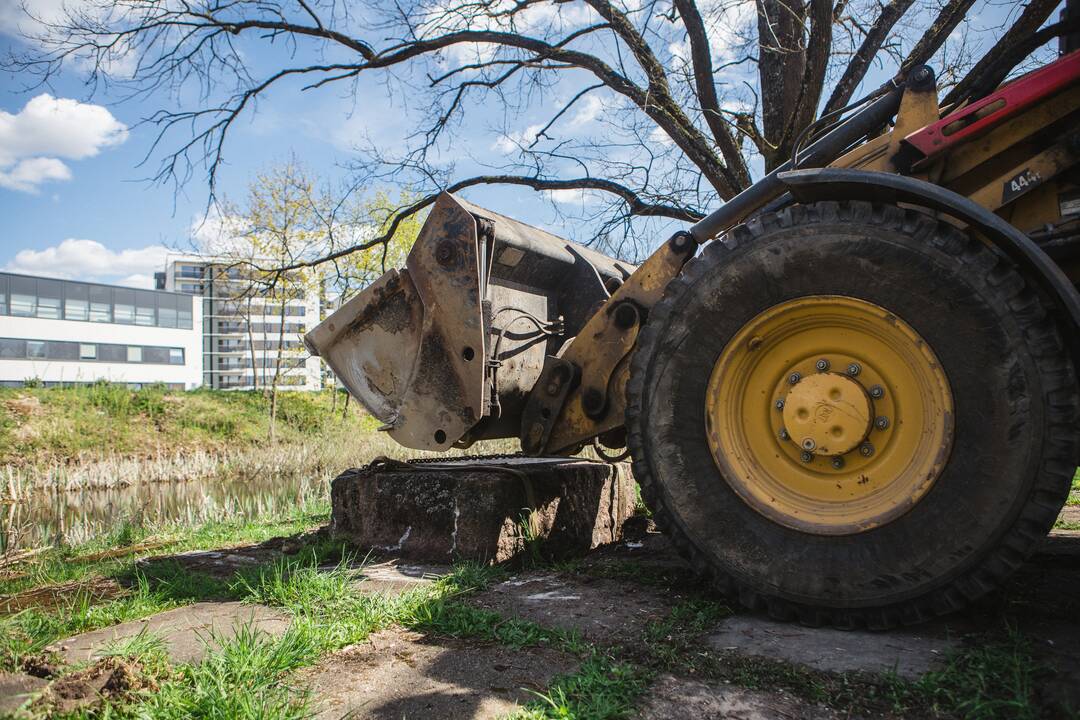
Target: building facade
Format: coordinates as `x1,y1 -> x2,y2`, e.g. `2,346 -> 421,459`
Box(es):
0,272 -> 202,389
159,256 -> 321,391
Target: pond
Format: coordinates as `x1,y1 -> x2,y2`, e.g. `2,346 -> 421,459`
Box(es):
1,472 -> 329,550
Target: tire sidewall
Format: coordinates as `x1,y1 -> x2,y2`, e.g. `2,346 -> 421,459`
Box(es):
635,203 -> 1050,610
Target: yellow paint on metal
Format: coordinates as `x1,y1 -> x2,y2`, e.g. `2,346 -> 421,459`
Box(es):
705,295 -> 954,535
782,373 -> 872,457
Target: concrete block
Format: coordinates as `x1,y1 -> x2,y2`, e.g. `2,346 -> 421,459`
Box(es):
330,457 -> 636,563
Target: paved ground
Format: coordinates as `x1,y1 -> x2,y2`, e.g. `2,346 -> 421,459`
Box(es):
5,524 -> 1080,718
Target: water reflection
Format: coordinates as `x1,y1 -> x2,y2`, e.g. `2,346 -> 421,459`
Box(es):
1,473 -> 329,550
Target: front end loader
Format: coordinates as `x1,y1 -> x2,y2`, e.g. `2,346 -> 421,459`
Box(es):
307,40 -> 1080,627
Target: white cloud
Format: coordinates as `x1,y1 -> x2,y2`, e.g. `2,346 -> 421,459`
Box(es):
0,157 -> 71,192
4,239 -> 169,288
570,95 -> 605,127
545,188 -> 601,206
0,93 -> 128,193
493,123 -> 545,152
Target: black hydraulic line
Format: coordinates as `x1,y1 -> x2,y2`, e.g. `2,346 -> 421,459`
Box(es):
689,81 -> 907,243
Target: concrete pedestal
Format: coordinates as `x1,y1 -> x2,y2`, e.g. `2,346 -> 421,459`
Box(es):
329,457 -> 636,564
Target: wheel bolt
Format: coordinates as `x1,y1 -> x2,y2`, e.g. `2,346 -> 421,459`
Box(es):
846,363 -> 861,377
801,438 -> 816,451
775,399 -> 785,410
779,428 -> 790,441
831,456 -> 845,469
800,451 -> 813,463
815,358 -> 830,372
859,442 -> 875,457
869,385 -> 885,399
875,416 -> 890,430
788,372 -> 802,385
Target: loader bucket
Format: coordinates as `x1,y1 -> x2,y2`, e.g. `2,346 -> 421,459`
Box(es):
305,193 -> 634,451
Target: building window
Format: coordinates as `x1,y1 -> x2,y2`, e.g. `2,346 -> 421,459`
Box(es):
114,303 -> 135,324
135,305 -> 155,326
65,298 -> 89,321
0,339 -> 25,358
79,344 -> 97,360
127,346 -> 142,363
178,309 -> 193,329
169,348 -> 184,365
27,341 -> 45,359
9,294 -> 34,316
90,302 -> 112,322
158,306 -> 177,328
36,296 -> 61,319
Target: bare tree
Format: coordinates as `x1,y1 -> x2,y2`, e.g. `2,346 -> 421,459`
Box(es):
6,0 -> 1066,262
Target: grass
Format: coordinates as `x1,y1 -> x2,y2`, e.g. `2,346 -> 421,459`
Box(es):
911,627 -> 1041,720
0,384 -> 380,468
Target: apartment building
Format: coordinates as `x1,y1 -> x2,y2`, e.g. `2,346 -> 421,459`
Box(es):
158,256 -> 321,391
0,272 -> 202,389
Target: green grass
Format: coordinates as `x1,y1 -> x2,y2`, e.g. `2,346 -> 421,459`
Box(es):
0,498 -> 329,598
514,654 -> 650,720
0,384 -> 377,467
911,627 -> 1042,720
1067,468 -> 1080,507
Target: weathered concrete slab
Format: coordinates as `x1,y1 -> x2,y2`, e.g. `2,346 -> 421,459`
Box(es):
330,457 -> 636,563
0,672 -> 48,715
47,601 -> 290,665
637,674 -> 842,720
469,571 -> 677,644
707,616 -> 959,680
351,560 -> 450,594
303,628 -> 576,719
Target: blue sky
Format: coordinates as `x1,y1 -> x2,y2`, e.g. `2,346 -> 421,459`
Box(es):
0,0 -> 1061,287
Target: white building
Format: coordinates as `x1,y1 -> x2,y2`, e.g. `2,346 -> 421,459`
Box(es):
159,256 -> 322,391
0,272 -> 202,389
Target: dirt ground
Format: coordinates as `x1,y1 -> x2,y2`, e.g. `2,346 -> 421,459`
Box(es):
4,526 -> 1079,719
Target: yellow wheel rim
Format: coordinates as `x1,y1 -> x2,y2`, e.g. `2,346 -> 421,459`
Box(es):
705,295 -> 954,535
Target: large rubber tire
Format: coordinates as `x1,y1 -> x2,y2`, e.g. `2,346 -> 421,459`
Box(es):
627,201 -> 1079,628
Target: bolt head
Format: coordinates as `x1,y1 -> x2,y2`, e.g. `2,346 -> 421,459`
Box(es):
859,442 -> 875,457
815,358 -> 830,372
779,428 -> 790,441
775,398 -> 785,410
875,416 -> 890,430
846,363 -> 861,377
788,372 -> 802,385
831,456 -> 844,469
801,438 -> 816,451
869,385 -> 885,399
800,450 -> 813,463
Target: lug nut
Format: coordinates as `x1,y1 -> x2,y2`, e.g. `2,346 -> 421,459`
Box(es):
846,363 -> 861,377
875,416 -> 890,430
831,456 -> 845,469
869,385 -> 885,399
775,399 -> 785,410
801,438 -> 816,451
779,428 -> 790,441
815,358 -> 830,372
859,442 -> 875,457
800,451 -> 813,463
788,372 -> 802,385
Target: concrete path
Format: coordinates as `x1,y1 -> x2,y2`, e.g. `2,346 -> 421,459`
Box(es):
469,570 -> 679,646
28,526 -> 1080,719
303,629 -> 576,719
637,674 -> 842,720
707,615 -> 959,680
46,601 -> 290,665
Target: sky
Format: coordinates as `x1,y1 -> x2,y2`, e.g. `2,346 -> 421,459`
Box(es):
0,0 -> 1062,289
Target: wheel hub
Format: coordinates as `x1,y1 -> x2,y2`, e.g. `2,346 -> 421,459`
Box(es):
781,372 -> 872,457
704,295 -> 954,536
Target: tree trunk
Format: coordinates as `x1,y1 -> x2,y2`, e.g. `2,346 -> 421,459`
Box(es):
756,0 -> 807,170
